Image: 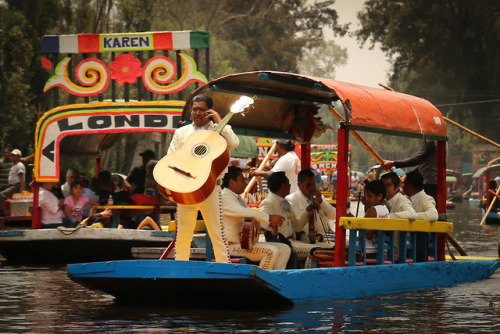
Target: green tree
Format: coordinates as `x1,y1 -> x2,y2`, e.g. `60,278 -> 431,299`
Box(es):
115,0 -> 347,78
356,0 -> 500,163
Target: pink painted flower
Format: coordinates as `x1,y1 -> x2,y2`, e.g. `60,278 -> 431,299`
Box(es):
109,54 -> 142,84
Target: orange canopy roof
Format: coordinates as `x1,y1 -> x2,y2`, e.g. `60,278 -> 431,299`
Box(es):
183,71 -> 447,141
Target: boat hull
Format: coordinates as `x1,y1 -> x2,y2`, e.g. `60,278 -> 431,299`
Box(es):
67,259 -> 500,305
481,209 -> 500,225
0,229 -> 173,264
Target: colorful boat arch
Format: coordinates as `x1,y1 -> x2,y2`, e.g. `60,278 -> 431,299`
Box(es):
34,101 -> 184,182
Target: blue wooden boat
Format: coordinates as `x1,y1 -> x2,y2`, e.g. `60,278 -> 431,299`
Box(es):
66,71 -> 500,304
67,258 -> 500,305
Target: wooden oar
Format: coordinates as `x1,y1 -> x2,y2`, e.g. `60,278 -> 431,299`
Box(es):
329,107 -> 388,169
444,116 -> 500,150
480,185 -> 500,226
446,233 -> 468,256
329,106 -> 468,255
242,142 -> 277,197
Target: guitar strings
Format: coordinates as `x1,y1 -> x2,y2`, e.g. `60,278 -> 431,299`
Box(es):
171,99 -> 253,173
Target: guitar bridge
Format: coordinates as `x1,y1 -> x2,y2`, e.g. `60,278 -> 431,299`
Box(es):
168,165 -> 196,179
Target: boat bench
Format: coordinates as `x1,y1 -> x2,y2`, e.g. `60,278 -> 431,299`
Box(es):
312,217 -> 453,267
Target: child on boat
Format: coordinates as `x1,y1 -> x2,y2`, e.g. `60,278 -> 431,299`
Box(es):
362,180 -> 389,259
64,181 -> 98,224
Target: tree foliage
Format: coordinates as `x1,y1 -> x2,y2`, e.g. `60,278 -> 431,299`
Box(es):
0,0 -> 346,159
356,0 -> 500,162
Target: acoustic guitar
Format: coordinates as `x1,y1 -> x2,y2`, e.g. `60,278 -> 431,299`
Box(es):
154,96 -> 254,205
240,217 -> 260,250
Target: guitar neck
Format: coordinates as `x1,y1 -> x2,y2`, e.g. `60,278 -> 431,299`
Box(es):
214,112 -> 235,134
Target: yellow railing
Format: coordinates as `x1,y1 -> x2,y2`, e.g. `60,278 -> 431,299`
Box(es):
339,217 -> 453,233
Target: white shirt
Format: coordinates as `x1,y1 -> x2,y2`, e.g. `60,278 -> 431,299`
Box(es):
386,192 -> 417,220
410,190 -> 438,221
272,151 -> 300,193
61,182 -> 71,198
39,187 -> 64,225
259,192 -> 296,238
82,187 -> 99,217
8,161 -> 25,185
286,189 -> 336,235
221,188 -> 269,244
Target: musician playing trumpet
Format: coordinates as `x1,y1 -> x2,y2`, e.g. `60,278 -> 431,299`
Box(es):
167,94 -> 239,263
221,166 -> 291,270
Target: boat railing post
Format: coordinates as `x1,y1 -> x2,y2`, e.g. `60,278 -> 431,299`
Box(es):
398,231 -> 408,263
347,229 -> 366,266
428,233 -> 438,261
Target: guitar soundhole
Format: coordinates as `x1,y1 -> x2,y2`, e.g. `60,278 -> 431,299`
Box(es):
192,143 -> 209,157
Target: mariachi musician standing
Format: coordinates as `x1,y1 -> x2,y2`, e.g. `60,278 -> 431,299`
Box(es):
167,94 -> 239,263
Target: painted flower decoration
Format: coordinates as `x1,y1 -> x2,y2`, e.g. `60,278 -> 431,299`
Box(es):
109,54 -> 142,84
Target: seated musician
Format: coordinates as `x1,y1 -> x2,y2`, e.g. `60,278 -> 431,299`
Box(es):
402,170 -> 438,221
221,166 -> 290,270
259,172 -> 327,268
286,169 -> 336,245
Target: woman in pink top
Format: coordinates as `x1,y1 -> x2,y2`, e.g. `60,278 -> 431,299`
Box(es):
64,181 -> 98,223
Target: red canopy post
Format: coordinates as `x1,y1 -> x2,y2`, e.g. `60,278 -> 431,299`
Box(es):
300,142 -> 311,170
334,124 -> 349,267
436,140 -> 447,261
31,182 -> 41,229
95,156 -> 102,177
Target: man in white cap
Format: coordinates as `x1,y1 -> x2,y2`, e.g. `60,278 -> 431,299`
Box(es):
0,149 -> 25,214
250,139 -> 301,193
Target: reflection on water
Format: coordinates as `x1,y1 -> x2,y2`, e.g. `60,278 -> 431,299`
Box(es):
1,201 -> 499,333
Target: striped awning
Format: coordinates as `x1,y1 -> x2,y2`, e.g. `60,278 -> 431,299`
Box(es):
42,31 -> 209,54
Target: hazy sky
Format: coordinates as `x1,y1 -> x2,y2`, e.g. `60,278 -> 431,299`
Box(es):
328,0 -> 391,88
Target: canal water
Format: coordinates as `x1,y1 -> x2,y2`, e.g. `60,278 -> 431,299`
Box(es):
1,201 -> 499,333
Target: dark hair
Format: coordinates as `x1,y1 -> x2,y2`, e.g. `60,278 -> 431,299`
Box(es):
98,170 -> 112,185
268,171 -> 289,193
81,178 -> 89,188
380,172 -> 400,187
281,140 -> 295,152
364,180 -> 386,199
298,169 -> 314,183
70,181 -> 82,189
89,177 -> 101,193
404,170 -> 424,190
86,213 -> 111,227
222,166 -> 242,188
192,94 -> 213,109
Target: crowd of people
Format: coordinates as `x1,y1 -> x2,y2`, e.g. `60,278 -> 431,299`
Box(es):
37,149 -> 161,230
